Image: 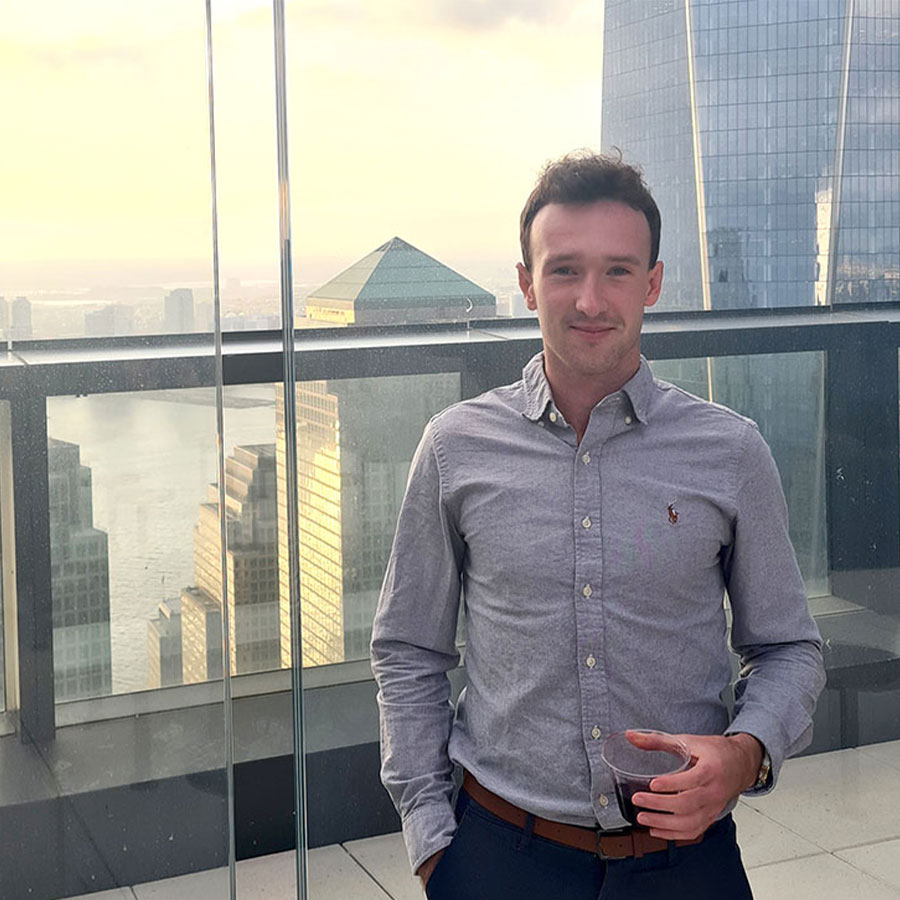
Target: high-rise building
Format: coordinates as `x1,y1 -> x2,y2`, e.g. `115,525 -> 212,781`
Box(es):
48,439 -> 112,701
180,444 -> 280,682
602,0 -> 899,312
275,375 -> 460,668
10,296 -> 32,341
84,303 -> 135,337
277,242 -> 475,666
0,296 -> 8,337
147,597 -> 183,689
303,236 -> 496,326
600,0 -> 900,595
164,288 -> 194,334
180,587 -> 222,684
195,301 -> 214,332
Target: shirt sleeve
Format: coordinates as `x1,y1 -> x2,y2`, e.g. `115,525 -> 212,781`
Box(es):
370,419 -> 465,873
723,423 -> 826,793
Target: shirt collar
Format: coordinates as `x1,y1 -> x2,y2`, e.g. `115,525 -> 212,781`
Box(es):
520,352 -> 653,424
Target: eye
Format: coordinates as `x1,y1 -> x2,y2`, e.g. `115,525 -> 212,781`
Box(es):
608,266 -> 631,276
551,265 -> 575,276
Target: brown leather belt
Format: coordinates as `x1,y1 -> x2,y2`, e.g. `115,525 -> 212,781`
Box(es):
462,771 -> 704,860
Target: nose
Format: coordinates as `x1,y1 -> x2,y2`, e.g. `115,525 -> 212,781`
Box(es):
574,274 -> 608,317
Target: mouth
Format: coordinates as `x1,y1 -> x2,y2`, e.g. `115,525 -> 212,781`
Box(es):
570,323 -> 615,336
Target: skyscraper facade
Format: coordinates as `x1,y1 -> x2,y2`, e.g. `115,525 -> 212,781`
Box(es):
276,374 -> 460,668
181,444 -> 280,682
147,597 -> 183,689
276,241 -> 489,668
164,288 -> 195,334
48,439 -> 112,701
602,0 -> 899,312
599,1 -> 900,595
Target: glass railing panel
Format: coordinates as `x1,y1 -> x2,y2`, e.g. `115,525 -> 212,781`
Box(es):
44,387 -> 277,697
650,353 -> 828,597
652,348 -> 900,755
0,0 -> 241,894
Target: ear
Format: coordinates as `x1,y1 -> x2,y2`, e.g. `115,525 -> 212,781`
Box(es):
517,262 -> 537,311
644,260 -> 663,309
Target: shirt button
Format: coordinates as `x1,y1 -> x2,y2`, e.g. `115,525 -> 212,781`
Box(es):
549,411 -> 558,423
586,654 -> 596,668
591,726 -> 602,740
582,584 -> 593,598
581,452 -> 591,464
581,516 -> 591,529
624,415 -> 633,425
598,793 -> 609,807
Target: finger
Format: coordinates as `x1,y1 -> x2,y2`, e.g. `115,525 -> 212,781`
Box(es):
645,823 -> 706,841
636,810 -> 706,840
630,791 -> 679,813
649,765 -> 708,793
625,730 -> 669,749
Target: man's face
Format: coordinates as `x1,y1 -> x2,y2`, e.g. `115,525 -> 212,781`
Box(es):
517,200 -> 663,396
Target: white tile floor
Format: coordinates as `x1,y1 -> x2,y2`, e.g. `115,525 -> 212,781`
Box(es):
67,741 -> 900,900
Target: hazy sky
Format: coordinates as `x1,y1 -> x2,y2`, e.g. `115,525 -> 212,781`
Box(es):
1,0 -> 605,289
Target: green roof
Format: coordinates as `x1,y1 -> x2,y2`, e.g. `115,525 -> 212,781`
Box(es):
308,237 -> 495,311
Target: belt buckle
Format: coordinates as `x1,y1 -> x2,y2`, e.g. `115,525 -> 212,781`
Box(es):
594,828 -> 631,861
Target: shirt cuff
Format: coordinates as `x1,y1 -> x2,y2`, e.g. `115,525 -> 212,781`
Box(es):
402,799 -> 458,875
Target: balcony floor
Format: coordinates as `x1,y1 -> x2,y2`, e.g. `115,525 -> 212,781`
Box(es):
68,741 -> 900,900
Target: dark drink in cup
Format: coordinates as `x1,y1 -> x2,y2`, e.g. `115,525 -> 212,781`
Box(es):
601,731 -> 691,827
614,776 -> 651,826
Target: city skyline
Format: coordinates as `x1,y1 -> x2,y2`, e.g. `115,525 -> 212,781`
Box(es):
2,0 -> 605,293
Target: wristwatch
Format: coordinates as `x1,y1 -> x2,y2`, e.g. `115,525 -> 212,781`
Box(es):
753,749 -> 772,789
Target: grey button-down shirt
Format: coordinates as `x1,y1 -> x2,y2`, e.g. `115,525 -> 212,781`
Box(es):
371,353 -> 825,873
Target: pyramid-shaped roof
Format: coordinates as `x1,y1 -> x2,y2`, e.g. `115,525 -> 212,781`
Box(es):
308,237 -> 494,312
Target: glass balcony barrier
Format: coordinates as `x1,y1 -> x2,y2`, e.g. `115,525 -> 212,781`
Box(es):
1,307 -> 899,898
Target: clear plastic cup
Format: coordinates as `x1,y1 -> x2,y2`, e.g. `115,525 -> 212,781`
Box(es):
600,730 -> 691,826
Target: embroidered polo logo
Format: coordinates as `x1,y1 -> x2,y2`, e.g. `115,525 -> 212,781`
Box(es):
667,503 -> 679,525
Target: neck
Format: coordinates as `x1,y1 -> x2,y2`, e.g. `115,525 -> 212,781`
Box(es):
545,360 -> 640,443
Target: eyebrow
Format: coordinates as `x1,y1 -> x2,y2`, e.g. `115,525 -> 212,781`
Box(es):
542,254 -> 578,268
542,253 -> 644,268
603,255 -> 644,267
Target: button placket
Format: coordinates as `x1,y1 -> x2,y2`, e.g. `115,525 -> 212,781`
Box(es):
574,436 -> 603,777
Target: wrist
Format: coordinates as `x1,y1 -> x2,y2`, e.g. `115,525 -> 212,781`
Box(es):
728,732 -> 765,790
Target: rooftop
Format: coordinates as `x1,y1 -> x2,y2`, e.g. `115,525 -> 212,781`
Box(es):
307,236 -> 495,312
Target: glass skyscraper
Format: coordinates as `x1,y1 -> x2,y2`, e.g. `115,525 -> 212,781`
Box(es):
602,0 -> 899,312
48,439 -> 112,701
600,0 -> 900,595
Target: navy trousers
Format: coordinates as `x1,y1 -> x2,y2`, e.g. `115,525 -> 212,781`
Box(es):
424,789 -> 754,900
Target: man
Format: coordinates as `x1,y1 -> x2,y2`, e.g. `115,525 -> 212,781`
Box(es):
371,152 -> 825,899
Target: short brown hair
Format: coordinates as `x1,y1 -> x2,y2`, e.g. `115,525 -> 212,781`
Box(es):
519,150 -> 661,271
